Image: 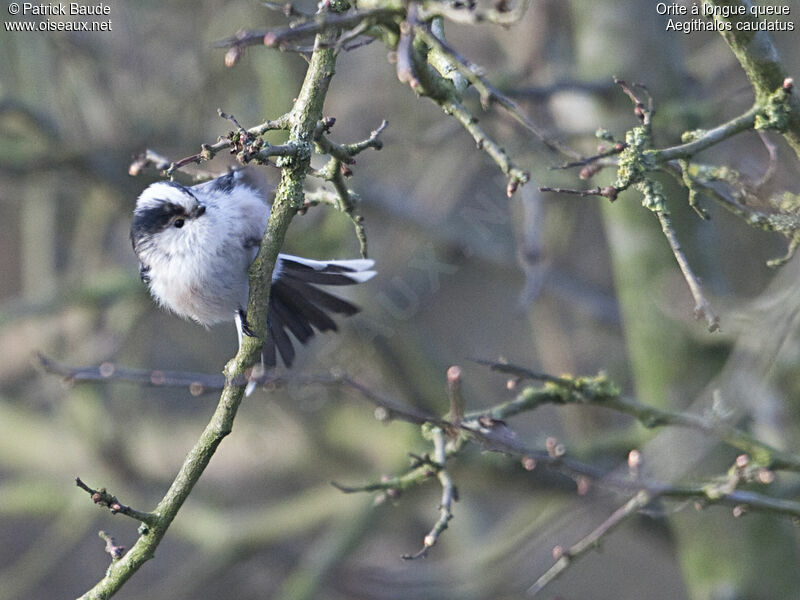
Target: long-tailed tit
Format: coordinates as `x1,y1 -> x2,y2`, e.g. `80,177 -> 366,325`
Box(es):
131,170 -> 375,373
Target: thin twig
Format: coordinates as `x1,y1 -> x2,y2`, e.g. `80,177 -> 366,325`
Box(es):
75,477 -> 159,526
98,531 -> 126,561
446,365 -> 464,425
473,360 -> 800,472
655,210 -> 720,332
539,185 -> 618,201
156,113 -> 291,176
550,144 -> 626,170
528,491 -> 652,596
395,5 -> 419,88
402,428 -> 456,559
755,130 -> 778,190
650,105 -> 760,163
415,24 -> 577,158
214,8 -> 402,50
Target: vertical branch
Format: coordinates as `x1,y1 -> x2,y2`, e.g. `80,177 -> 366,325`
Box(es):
705,0 -> 800,158
76,15 -> 341,600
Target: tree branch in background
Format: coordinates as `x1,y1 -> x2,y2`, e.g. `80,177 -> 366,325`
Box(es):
528,490 -> 652,596
401,427 -> 456,560
704,0 -> 800,158
542,76 -> 798,330
47,350 -> 800,590
215,0 -> 546,196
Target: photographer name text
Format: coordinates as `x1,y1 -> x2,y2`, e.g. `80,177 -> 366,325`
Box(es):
8,2 -> 109,16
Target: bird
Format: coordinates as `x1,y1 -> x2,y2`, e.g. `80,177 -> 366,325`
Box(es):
130,170 -> 375,373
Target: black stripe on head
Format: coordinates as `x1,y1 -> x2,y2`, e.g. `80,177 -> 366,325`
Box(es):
130,201 -> 188,250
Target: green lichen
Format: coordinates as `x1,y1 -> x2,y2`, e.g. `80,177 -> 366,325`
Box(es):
595,127 -> 614,142
636,178 -> 668,214
755,85 -> 792,132
771,191 -> 800,214
614,126 -> 655,189
681,128 -> 707,143
573,372 -> 621,402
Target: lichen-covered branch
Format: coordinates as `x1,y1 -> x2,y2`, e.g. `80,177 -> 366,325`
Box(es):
545,77 -> 798,329
705,0 -> 800,157
76,9 -> 343,600
478,360 -> 800,472
216,1 -> 538,196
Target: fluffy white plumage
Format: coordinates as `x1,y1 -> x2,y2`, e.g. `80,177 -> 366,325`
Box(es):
131,171 -> 375,369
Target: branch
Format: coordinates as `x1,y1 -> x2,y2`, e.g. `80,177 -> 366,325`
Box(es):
475,360 -> 800,472
395,7 -> 530,196
528,490 -> 652,596
75,478 -> 158,527
414,22 -> 577,158
402,428 -> 456,559
129,113 -> 291,178
655,210 -> 720,332
705,1 -> 800,158
416,0 -> 532,26
310,119 -> 389,256
77,8 -> 342,598
214,8 -> 403,51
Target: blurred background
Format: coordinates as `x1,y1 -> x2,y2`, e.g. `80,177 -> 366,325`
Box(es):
2,0 -> 800,598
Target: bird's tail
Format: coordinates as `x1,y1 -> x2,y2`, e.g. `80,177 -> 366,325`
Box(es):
263,255 -> 376,368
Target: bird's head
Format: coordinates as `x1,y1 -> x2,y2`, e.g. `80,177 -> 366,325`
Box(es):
130,181 -> 207,255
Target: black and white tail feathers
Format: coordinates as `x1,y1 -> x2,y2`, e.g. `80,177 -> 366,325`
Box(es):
262,255 -> 375,368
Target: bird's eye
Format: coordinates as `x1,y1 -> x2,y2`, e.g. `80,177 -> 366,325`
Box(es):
174,219 -> 185,228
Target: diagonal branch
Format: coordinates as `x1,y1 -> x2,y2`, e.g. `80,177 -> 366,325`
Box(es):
76,10 -> 343,600
528,491 -> 652,596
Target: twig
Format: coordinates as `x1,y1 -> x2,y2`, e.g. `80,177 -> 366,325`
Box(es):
332,453 -> 442,495
446,365 -> 464,424
539,185 -> 618,201
262,0 -> 312,18
315,119 -> 388,162
38,354 -> 447,429
528,491 -> 652,596
473,358 -> 575,386
655,211 -> 720,332
311,119 -> 387,256
395,5 -> 420,88
755,130 -> 778,190
414,23 -> 577,158
98,532 -> 126,561
128,149 -> 171,176
402,428 -> 456,559
550,143 -> 626,170
37,353 -> 229,392
443,96 -> 530,196
650,105 -> 760,163
154,113 -> 291,176
214,8 -> 402,51
75,478 -> 158,526
473,360 -> 800,472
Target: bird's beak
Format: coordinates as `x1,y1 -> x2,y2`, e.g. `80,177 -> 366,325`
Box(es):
190,204 -> 206,219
